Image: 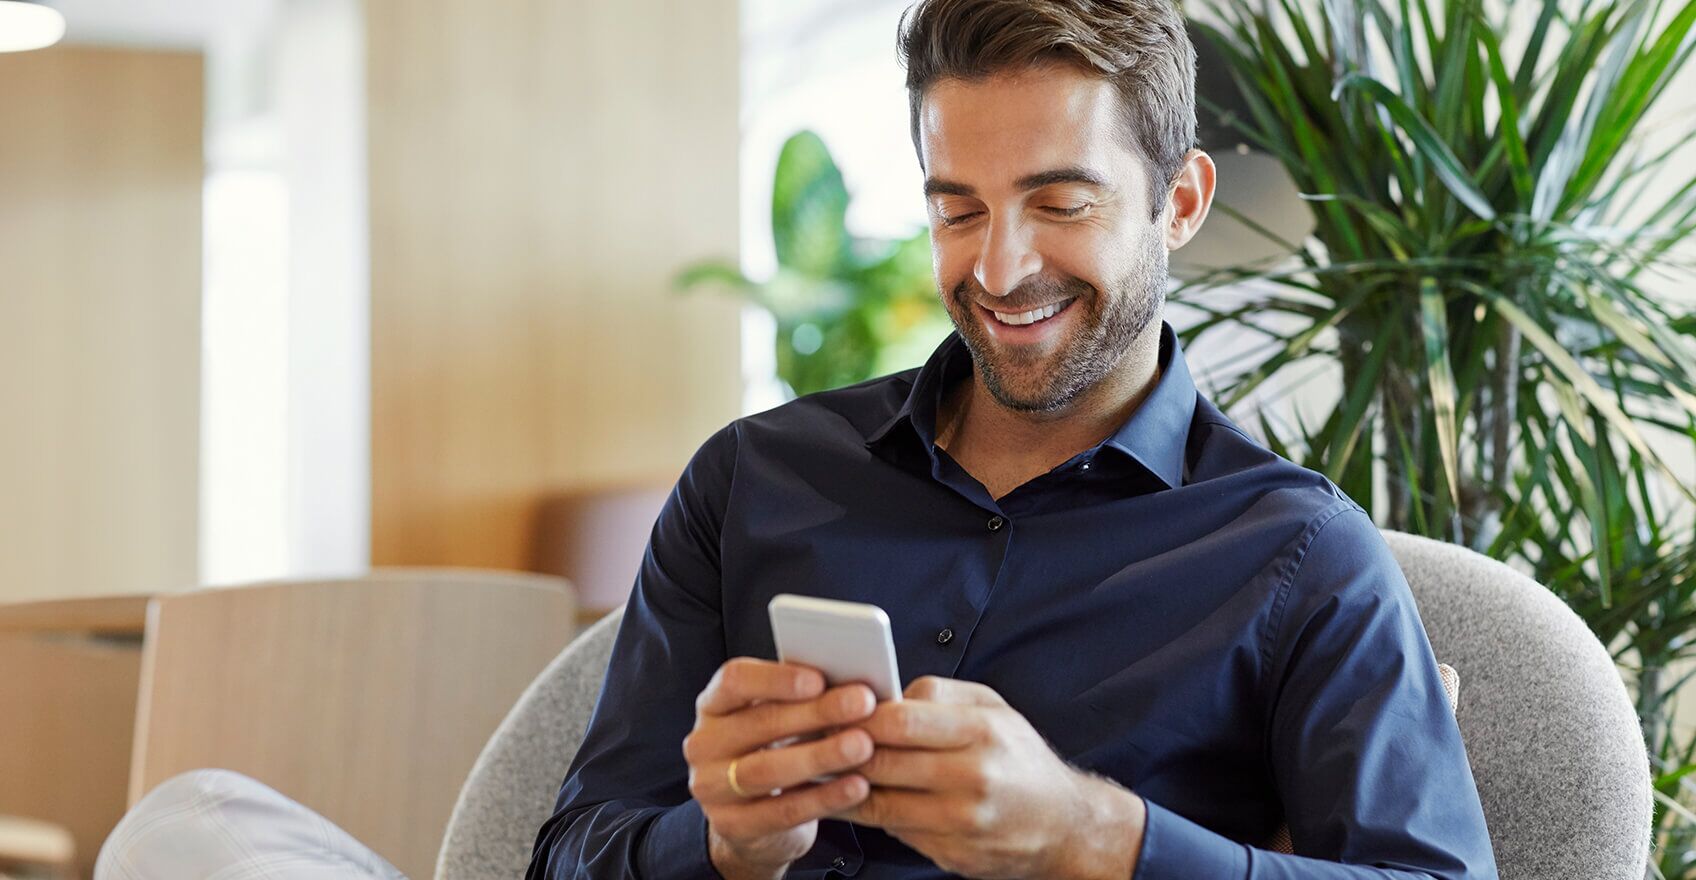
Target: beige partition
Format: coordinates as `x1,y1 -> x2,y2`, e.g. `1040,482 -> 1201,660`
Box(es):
0,47 -> 203,603
367,0 -> 744,570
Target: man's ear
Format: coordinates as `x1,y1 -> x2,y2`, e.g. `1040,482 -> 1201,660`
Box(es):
1164,149 -> 1216,251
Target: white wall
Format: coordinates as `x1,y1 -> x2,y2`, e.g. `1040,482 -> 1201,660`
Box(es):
200,0 -> 368,586
278,0 -> 369,579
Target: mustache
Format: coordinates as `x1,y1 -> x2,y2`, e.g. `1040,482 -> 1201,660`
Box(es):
950,275 -> 1094,312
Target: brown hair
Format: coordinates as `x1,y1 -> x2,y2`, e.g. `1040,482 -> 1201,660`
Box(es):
897,0 -> 1198,209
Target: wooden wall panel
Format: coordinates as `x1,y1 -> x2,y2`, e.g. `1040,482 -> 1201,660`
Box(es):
367,0 -> 744,569
0,48 -> 203,603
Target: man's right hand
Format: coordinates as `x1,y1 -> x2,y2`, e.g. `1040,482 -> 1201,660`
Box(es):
685,657 -> 877,880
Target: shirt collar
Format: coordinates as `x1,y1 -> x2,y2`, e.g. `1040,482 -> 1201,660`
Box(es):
865,321 -> 1198,490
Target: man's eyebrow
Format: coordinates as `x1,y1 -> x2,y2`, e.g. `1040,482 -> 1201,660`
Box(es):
923,167 -> 1114,198
1014,167 -> 1113,191
923,178 -> 977,197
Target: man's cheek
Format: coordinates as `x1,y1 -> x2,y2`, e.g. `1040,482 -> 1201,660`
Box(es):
935,247 -> 980,291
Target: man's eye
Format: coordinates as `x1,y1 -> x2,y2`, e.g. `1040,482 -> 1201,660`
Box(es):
939,212 -> 982,228
1044,204 -> 1091,218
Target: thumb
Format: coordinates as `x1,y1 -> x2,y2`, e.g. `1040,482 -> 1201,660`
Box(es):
904,675 -> 1008,707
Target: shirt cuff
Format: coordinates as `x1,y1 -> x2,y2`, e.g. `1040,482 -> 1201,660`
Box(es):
1134,797 -> 1250,880
636,798 -> 718,879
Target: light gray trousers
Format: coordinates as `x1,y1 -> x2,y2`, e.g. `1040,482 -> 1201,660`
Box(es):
96,770 -> 407,880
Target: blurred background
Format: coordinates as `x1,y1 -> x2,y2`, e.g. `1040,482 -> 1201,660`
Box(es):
0,0 -> 1313,610
4,0 -> 1696,877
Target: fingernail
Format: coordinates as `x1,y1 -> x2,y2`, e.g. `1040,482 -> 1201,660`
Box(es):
839,688 -> 871,715
841,730 -> 871,761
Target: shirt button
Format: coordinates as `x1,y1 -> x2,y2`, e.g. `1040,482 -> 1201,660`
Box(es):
831,856 -> 847,870
1080,461 -> 1092,471
987,515 -> 1005,531
936,627 -> 954,645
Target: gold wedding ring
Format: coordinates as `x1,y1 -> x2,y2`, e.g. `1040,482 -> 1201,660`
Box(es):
726,757 -> 754,799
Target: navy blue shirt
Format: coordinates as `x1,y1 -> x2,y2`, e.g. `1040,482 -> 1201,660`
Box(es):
529,324 -> 1497,879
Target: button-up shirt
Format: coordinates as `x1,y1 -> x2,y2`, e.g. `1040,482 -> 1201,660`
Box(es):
528,323 -> 1498,879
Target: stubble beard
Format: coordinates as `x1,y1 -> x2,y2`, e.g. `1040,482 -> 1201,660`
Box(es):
945,233 -> 1168,413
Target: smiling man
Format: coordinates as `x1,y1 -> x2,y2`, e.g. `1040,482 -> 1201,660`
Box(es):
528,1 -> 1497,878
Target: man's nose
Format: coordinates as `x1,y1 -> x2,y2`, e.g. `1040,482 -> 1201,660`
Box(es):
973,215 -> 1042,298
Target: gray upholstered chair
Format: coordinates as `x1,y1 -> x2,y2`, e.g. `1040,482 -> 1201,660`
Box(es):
1383,532 -> 1651,877
435,531 -> 1653,879
436,607 -> 624,880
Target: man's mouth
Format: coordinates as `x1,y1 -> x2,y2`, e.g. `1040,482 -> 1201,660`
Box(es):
987,297 -> 1077,327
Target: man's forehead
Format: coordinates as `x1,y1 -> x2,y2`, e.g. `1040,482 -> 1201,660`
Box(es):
917,67 -> 1144,195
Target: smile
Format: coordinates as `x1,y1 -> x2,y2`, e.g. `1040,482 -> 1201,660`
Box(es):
988,298 -> 1076,326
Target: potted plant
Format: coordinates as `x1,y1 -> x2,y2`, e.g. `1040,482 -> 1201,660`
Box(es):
677,131 -> 952,398
1186,0 -> 1696,872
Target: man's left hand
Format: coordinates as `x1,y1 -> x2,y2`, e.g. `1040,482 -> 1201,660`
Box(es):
836,676 -> 1145,880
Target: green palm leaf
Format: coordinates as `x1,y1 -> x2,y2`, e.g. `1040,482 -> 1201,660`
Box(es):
1184,0 -> 1696,864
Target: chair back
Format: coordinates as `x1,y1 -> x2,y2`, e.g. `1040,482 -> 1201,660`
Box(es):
130,569 -> 575,880
528,484 -> 670,613
1382,531 -> 1651,878
438,608 -> 622,880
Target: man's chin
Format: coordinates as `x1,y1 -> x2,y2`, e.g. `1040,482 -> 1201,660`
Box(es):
978,362 -> 1077,413
989,391 -> 1068,413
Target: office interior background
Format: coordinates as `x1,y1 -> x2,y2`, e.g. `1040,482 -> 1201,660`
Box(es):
3,0 -> 1696,877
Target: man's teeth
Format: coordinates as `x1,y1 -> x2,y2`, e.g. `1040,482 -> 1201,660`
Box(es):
991,301 -> 1066,326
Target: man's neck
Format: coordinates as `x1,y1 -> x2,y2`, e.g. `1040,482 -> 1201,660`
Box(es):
936,328 -> 1164,500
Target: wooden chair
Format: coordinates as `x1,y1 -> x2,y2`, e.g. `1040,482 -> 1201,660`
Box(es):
0,596 -> 150,880
0,814 -> 75,879
126,569 -> 575,880
528,482 -> 670,614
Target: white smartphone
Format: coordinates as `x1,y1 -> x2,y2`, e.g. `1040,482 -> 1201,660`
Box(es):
768,593 -> 903,703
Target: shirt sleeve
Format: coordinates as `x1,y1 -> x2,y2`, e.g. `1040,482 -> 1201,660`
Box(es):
1133,506 -> 1499,880
526,423 -> 740,880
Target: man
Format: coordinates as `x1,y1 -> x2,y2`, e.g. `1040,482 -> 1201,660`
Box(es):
528,0 -> 1496,877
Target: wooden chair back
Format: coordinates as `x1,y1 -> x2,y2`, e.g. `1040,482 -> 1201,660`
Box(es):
127,569 -> 574,879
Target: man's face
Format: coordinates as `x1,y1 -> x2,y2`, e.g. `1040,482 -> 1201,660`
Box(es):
918,64 -> 1171,413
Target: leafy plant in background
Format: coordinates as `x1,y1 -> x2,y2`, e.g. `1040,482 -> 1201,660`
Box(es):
1532,454 -> 1696,876
1185,0 -> 1696,873
677,131 -> 952,398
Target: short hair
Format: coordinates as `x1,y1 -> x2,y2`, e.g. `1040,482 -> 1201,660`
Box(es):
897,0 -> 1198,209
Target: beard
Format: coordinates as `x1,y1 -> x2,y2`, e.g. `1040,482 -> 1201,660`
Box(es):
943,230 -> 1167,413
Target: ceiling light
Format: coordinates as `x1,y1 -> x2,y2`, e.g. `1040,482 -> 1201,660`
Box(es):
0,1 -> 66,53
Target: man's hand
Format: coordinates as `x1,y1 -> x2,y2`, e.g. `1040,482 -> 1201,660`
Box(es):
684,658 -> 878,880
839,676 -> 1147,880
